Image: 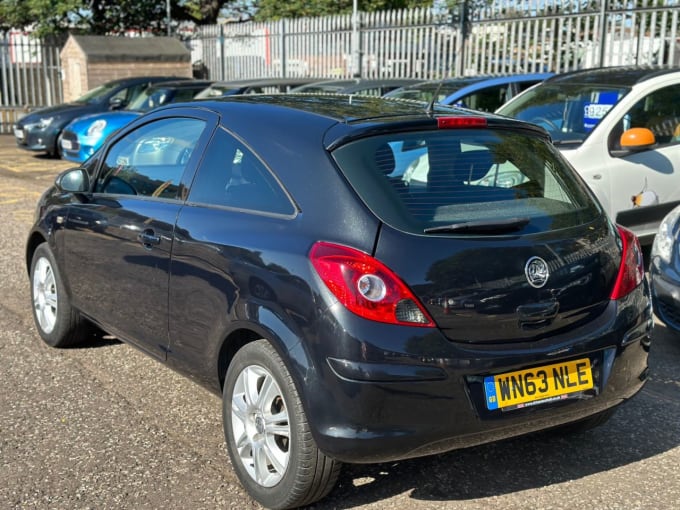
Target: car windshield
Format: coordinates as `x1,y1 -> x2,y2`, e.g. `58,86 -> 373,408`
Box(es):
332,128 -> 600,236
74,83 -> 120,104
386,79 -> 485,103
497,83 -> 631,146
126,87 -> 174,112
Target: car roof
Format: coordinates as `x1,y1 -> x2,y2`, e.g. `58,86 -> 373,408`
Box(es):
173,93 -> 547,145
104,76 -> 191,86
544,65 -> 680,86
209,77 -> 324,87
292,78 -> 423,93
147,79 -> 213,90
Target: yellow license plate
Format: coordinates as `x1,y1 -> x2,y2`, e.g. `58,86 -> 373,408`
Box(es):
484,358 -> 593,410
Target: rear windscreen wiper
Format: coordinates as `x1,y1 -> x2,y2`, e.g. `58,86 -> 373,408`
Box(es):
424,216 -> 530,234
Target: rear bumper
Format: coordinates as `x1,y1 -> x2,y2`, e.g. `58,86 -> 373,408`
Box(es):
296,284 -> 652,463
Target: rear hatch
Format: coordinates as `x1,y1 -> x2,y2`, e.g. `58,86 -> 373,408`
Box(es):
332,120 -> 621,344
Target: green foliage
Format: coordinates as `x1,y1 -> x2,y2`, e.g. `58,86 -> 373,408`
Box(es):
0,0 -> 232,36
254,0 -> 431,21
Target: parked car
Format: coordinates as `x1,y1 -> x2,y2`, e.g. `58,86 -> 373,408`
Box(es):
290,77 -> 423,96
14,76 -> 188,157
650,205 -> 680,332
60,80 -> 213,163
194,77 -> 325,98
384,73 -> 553,176
496,66 -> 680,244
384,73 -> 553,110
27,95 -> 652,509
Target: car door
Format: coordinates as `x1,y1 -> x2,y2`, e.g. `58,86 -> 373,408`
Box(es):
61,112 -> 215,358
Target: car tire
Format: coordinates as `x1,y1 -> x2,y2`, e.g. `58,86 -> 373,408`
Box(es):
223,339 -> 341,509
30,243 -> 92,347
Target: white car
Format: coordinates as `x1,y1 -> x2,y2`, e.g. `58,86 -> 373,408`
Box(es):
497,66 -> 680,244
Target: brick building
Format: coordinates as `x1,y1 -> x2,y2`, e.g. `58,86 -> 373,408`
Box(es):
60,35 -> 192,102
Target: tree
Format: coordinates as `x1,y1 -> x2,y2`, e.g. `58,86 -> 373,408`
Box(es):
254,0 -> 431,21
0,0 -> 234,36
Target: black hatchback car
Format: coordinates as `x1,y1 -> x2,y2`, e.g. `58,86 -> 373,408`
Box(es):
27,95 -> 652,509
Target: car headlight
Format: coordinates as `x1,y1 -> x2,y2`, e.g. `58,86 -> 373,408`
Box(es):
87,119 -> 107,137
651,206 -> 680,264
38,116 -> 54,129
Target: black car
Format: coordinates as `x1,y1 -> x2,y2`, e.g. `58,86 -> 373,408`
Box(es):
27,95 -> 652,509
194,77 -> 325,98
14,75 -> 189,157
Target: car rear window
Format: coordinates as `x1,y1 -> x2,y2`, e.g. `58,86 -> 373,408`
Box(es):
332,128 -> 601,235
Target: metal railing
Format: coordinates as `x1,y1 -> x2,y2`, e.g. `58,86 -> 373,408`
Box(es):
192,0 -> 680,82
0,0 -> 678,133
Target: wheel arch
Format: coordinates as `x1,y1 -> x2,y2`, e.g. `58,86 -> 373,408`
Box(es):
215,313 -> 314,399
25,231 -> 47,275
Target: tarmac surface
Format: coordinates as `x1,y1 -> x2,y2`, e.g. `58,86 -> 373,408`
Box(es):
0,133 -> 679,509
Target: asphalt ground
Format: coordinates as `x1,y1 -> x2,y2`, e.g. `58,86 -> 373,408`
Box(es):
1,133 -> 679,509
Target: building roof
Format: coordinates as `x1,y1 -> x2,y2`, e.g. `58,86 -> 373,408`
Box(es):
67,35 -> 190,63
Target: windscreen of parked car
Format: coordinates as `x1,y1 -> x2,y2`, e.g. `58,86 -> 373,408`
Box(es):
497,83 -> 631,145
74,82 -> 121,104
332,128 -> 601,235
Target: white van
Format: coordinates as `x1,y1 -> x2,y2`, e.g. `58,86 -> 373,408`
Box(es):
497,66 -> 680,244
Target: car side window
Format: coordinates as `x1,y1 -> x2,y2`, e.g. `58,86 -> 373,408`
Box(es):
610,84 -> 680,149
95,117 -> 206,199
188,127 -> 295,215
455,85 -> 510,112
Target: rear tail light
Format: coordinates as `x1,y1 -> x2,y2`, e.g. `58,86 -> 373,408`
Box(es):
610,226 -> 645,300
309,241 -> 434,327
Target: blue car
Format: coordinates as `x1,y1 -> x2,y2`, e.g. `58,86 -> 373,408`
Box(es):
385,73 -> 553,177
60,80 -> 212,163
385,73 -> 553,110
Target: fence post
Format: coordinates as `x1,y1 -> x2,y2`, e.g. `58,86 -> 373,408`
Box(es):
280,19 -> 287,77
219,24 -> 226,81
598,0 -> 607,67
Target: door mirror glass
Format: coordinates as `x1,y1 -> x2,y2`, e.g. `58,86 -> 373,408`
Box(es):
56,168 -> 89,192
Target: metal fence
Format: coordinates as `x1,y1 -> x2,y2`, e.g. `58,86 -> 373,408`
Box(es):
0,31 -> 63,130
191,0 -> 680,82
0,0 -> 679,125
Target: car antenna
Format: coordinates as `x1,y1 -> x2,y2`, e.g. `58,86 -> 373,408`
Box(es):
425,80 -> 445,116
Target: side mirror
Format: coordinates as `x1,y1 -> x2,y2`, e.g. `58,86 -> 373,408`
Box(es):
109,96 -> 126,110
620,127 -> 656,152
55,168 -> 89,193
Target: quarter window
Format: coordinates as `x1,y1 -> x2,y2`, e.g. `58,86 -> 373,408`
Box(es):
188,127 -> 295,215
95,118 -> 205,199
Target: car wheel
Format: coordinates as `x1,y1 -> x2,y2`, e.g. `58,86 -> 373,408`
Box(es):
30,243 -> 92,347
223,339 -> 341,509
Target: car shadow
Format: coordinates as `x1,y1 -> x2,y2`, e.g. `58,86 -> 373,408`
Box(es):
66,328 -> 121,349
321,323 -> 680,507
